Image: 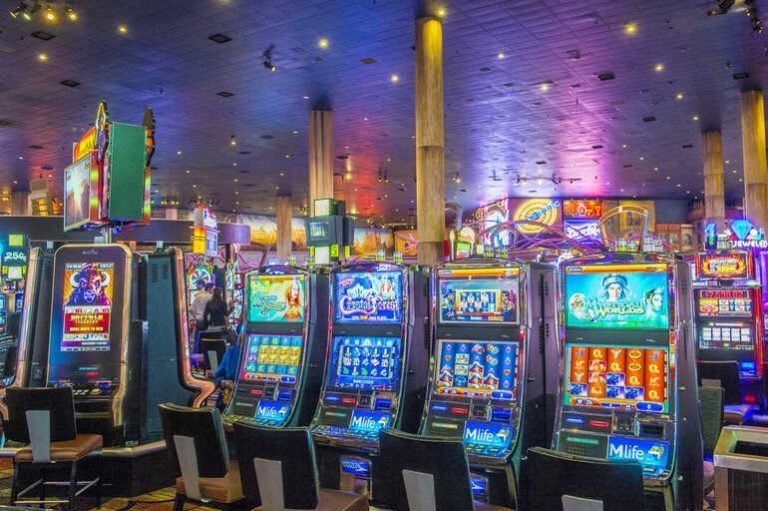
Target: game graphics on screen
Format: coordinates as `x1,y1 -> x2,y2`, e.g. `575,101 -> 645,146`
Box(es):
248,275 -> 305,323
331,336 -> 400,390
439,277 -> 518,324
62,261 -> 114,352
242,334 -> 303,383
435,341 -> 517,399
335,272 -> 402,323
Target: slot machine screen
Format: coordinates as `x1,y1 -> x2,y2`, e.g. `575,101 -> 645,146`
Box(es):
434,340 -> 518,400
695,289 -> 753,317
335,271 -> 403,324
564,265 -> 669,330
438,268 -> 520,325
241,334 -> 303,384
563,344 -> 669,414
61,262 -> 115,352
328,336 -> 401,390
247,274 -> 305,323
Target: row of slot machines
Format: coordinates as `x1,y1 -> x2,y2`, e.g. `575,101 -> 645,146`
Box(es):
222,253 -> 703,511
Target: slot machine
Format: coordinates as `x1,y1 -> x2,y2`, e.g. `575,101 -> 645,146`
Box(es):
223,265 -> 328,427
310,262 -> 430,500
693,251 -> 764,406
420,258 -> 559,507
552,253 -> 702,511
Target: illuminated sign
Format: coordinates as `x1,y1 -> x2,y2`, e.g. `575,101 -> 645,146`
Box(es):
8,233 -> 25,247
349,410 -> 391,433
72,127 -> 97,162
62,262 -> 114,352
254,400 -> 291,422
565,220 -> 601,241
335,271 -> 403,323
696,253 -> 750,279
464,421 -> 513,450
563,199 -> 604,219
509,198 -> 562,235
607,437 -> 669,474
340,458 -> 370,476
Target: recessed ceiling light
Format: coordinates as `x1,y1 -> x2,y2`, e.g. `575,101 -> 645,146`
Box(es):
284,154 -> 290,159
185,169 -> 191,174
37,53 -> 49,62
217,91 -> 234,97
732,169 -> 737,174
303,95 -> 310,100
654,166 -> 659,171
390,74 -> 400,83
363,117 -> 368,121
539,82 -> 551,92
232,162 -> 237,167
292,130 -> 299,135
622,144 -> 627,149
176,150 -> 182,155
675,92 -> 684,100
117,24 -> 128,34
497,52 -> 506,59
436,7 -> 446,17
318,37 -> 329,49
624,23 -> 638,35
18,156 -> 23,160
692,115 -> 699,121
654,63 -> 664,72
639,156 -> 645,161
725,160 -> 730,164
44,6 -> 56,22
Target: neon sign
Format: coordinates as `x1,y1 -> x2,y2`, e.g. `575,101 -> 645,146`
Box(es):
696,253 -> 750,279
510,198 -> 561,234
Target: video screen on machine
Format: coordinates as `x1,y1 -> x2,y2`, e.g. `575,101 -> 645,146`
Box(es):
328,336 -> 401,390
241,334 -> 303,384
61,262 -> 114,352
564,265 -> 669,330
335,271 -> 403,324
434,340 -> 518,400
697,322 -> 753,352
64,156 -> 93,230
438,268 -> 520,325
247,274 -> 305,323
696,289 -> 753,317
564,344 -> 669,413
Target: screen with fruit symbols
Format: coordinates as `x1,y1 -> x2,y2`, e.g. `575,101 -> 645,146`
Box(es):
433,340 -> 518,400
328,336 -> 401,391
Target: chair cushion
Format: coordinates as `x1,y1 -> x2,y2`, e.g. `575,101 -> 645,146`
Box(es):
474,501 -> 514,511
15,434 -> 102,462
253,488 -> 368,511
175,460 -> 243,504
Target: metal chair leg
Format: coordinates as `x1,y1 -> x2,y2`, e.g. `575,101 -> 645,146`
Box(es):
39,466 -> 45,510
10,460 -> 19,505
173,492 -> 186,511
67,462 -> 77,511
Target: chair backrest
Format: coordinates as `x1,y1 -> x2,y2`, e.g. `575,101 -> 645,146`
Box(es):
158,403 -> 229,478
379,429 -> 475,511
519,447 -> 645,511
4,386 -> 76,443
699,386 -> 724,455
697,360 -> 742,405
233,422 -> 319,510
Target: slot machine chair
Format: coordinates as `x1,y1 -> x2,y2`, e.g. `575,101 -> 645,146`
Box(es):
159,403 -> 244,511
518,447 -> 645,511
378,429 -> 513,511
233,422 -> 368,511
699,385 -> 724,492
5,387 -> 102,511
698,360 -> 753,425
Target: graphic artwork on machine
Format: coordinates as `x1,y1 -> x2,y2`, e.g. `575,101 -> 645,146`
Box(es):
248,275 -> 305,323
62,262 -> 114,352
335,271 -> 403,323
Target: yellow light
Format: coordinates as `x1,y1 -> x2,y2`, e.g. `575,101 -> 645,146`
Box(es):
390,74 -> 399,83
497,52 -> 506,59
345,172 -> 352,180
318,37 -> 329,49
675,92 -> 684,100
436,7 -> 446,17
654,63 -> 664,72
230,138 -> 237,146
117,24 -> 128,34
66,9 -> 77,21
624,23 -> 637,35
44,7 -> 56,22
692,115 -> 699,121
539,82 -> 550,92
37,53 -> 49,62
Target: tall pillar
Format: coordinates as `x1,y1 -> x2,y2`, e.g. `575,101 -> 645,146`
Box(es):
276,195 -> 292,261
10,189 -> 29,216
702,130 -> 725,228
308,110 -> 334,216
741,90 -> 768,226
415,16 -> 445,265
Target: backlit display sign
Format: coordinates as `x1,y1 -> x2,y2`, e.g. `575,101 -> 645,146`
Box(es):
695,253 -> 751,280
563,199 -> 604,219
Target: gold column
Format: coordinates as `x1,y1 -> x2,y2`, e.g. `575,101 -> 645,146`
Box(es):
415,16 -> 445,265
702,130 -> 725,228
741,90 -> 768,226
276,195 -> 292,261
308,110 -> 334,216
10,189 -> 29,216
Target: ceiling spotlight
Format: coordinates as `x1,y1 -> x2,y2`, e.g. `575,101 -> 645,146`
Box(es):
117,24 -> 128,34
229,135 -> 237,146
624,22 -> 638,35
390,74 -> 400,83
453,172 -> 461,183
497,52 -> 506,59
9,2 -> 28,19
654,63 -> 664,72
262,43 -> 276,72
64,4 -> 77,20
318,37 -> 329,49
43,4 -> 56,21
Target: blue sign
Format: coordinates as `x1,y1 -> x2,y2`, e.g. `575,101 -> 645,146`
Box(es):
329,336 -> 401,391
340,458 -> 370,476
463,421 -> 514,450
607,437 -> 669,473
254,400 -> 291,422
335,271 -> 403,324
349,410 -> 391,433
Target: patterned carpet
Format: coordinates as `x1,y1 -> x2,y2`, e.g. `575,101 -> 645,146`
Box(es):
0,458 -> 719,510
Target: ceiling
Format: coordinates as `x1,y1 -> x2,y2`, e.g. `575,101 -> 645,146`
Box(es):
1,0 -> 767,224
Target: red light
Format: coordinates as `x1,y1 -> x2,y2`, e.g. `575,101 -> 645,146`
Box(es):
249,389 -> 263,396
745,394 -> 757,404
85,371 -> 98,377
450,407 -> 469,415
341,397 -> 357,405
589,420 -> 611,429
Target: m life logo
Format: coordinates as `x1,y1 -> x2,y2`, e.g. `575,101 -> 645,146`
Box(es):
349,411 -> 390,432
607,437 -> 668,468
256,401 -> 288,420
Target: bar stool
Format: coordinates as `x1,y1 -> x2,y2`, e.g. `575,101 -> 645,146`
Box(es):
4,386 -> 102,511
378,429 -> 513,511
159,403 -> 244,511
233,422 -> 368,511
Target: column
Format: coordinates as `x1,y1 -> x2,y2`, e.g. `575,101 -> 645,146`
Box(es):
741,90 -> 768,226
10,189 -> 29,216
308,109 -> 334,216
702,130 -> 725,228
276,194 -> 292,261
415,16 -> 446,265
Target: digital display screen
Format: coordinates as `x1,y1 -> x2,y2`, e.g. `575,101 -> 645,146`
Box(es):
254,400 -> 292,422
564,344 -> 668,413
349,410 -> 392,433
607,437 -> 670,476
247,274 -> 305,323
241,334 -> 303,383
696,253 -> 750,280
697,321 -> 753,352
696,289 -> 753,317
438,268 -> 520,325
62,262 -> 114,352
564,265 -> 669,330
328,336 -> 401,390
335,271 -> 403,324
455,241 -> 472,259
434,340 -> 518,400
464,421 -> 514,450
64,156 -> 94,230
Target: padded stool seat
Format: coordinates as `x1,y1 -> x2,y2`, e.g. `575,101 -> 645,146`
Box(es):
175,460 -> 243,503
15,434 -> 102,463
253,488 -> 367,511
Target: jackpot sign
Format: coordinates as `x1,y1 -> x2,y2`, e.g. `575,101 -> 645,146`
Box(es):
509,198 -> 562,235
696,253 -> 750,279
